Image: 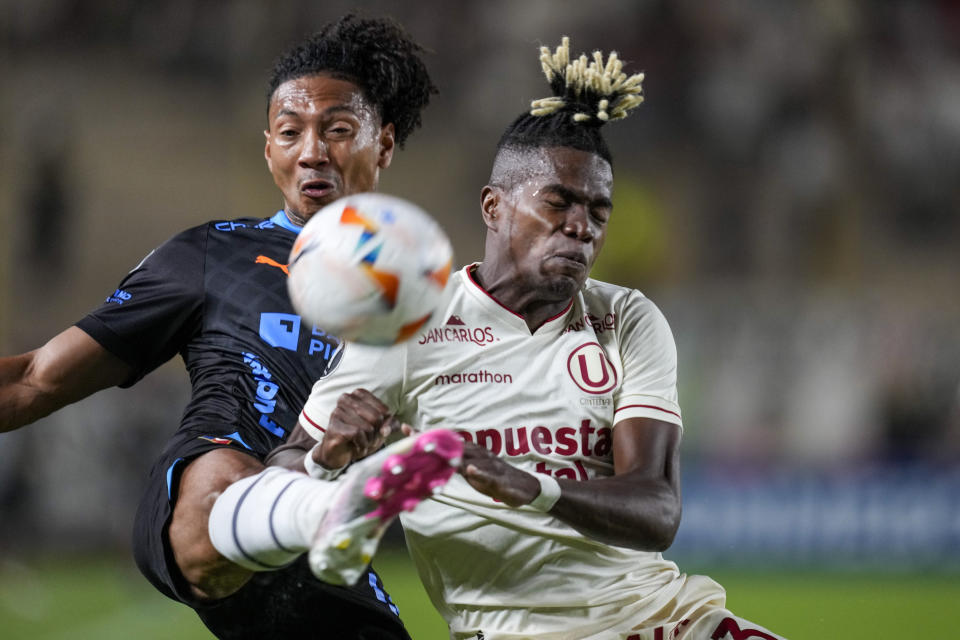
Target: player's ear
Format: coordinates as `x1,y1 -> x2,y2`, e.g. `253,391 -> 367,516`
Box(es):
481,185 -> 501,231
378,123 -> 395,169
264,129 -> 273,171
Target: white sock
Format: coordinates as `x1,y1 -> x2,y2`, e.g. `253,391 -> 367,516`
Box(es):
208,467 -> 337,572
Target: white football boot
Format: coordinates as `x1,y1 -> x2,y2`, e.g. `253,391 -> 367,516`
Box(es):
308,429 -> 463,585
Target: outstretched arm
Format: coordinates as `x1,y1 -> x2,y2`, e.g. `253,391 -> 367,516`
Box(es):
0,326 -> 133,432
460,417 -> 682,551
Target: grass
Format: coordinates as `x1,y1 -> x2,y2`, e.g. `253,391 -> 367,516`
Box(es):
713,570 -> 957,638
0,550 -> 956,639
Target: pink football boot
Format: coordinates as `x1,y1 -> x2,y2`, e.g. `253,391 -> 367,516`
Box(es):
308,429 -> 463,585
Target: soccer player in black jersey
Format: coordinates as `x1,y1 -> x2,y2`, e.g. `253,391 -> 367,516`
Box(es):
0,15 -> 435,639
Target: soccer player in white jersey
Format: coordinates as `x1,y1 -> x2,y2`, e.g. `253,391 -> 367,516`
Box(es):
216,38 -> 787,639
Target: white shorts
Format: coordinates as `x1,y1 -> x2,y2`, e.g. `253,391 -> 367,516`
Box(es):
624,573 -> 786,640
450,574 -> 786,640
627,609 -> 785,640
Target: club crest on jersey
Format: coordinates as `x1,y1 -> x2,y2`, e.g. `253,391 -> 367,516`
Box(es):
567,342 -> 618,394
417,315 -> 498,346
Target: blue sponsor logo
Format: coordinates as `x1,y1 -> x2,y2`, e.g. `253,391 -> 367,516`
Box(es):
309,325 -> 342,361
214,221 -> 248,232
106,289 -> 132,305
242,351 -> 285,438
259,313 -> 301,351
257,313 -> 341,361
213,217 -> 287,232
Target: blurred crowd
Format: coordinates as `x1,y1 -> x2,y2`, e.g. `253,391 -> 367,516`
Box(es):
1,0 -> 958,552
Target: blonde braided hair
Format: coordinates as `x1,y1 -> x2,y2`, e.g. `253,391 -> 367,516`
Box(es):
530,36 -> 645,124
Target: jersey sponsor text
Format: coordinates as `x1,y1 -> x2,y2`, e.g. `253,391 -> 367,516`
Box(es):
563,311 -> 617,334
456,419 -> 611,460
434,369 -> 513,385
106,289 -> 132,305
242,351 -> 285,437
418,325 -> 497,346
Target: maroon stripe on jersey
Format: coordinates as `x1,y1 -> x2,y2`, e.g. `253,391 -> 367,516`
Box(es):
465,264 -> 573,323
300,411 -> 327,433
615,404 -> 681,420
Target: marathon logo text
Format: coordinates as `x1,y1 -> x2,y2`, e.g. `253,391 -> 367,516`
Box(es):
434,369 -> 513,385
418,326 -> 497,346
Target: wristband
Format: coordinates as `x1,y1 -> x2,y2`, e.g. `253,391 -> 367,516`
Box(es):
303,443 -> 347,480
528,473 -> 561,512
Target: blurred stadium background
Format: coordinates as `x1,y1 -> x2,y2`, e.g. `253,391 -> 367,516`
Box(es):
1,0 -> 958,638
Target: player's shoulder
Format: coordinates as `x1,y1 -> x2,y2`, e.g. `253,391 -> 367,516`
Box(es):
147,213 -> 291,260
160,216 -> 270,243
580,278 -> 669,327
581,277 -> 651,308
170,213 -> 300,255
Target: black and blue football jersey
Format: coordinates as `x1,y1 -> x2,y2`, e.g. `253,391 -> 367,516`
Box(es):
77,211 -> 343,455
76,211 -> 407,639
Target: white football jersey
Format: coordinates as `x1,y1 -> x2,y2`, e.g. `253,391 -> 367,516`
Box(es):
301,265 -> 710,639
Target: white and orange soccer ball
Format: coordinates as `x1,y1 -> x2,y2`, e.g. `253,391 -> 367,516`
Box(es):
287,193 -> 453,346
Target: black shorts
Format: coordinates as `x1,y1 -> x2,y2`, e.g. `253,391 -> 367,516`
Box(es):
132,425 -> 411,640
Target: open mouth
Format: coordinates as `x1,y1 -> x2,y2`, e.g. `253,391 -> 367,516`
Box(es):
300,179 -> 336,199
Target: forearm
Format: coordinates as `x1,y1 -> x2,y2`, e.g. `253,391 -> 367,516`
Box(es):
462,449 -> 681,551
546,472 -> 681,551
263,421 -> 338,475
1,328 -> 134,433
461,419 -> 683,551
0,352 -> 58,432
263,441 -> 311,471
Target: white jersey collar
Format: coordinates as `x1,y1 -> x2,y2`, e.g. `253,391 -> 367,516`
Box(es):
459,263 -> 576,337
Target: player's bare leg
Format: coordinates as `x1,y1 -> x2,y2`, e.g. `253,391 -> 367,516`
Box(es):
168,448 -> 264,600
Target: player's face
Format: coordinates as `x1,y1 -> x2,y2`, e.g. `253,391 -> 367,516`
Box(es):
491,147 -> 613,300
265,74 -> 395,225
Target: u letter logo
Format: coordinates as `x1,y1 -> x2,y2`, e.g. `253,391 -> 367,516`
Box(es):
566,342 -> 617,394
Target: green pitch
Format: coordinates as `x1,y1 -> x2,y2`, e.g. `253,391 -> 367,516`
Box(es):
0,550 -> 954,638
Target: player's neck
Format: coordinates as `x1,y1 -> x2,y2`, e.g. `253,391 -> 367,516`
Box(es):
472,264 -> 572,333
283,208 -> 309,228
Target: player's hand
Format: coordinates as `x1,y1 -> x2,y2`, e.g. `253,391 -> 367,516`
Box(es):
459,442 -> 540,507
315,389 -> 401,469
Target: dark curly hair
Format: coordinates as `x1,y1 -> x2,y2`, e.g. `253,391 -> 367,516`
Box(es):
267,14 -> 437,147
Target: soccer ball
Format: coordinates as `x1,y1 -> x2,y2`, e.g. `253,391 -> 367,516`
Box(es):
287,193 -> 453,345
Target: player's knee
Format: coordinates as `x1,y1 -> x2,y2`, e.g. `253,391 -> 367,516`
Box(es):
180,555 -> 254,601
169,448 -> 264,600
